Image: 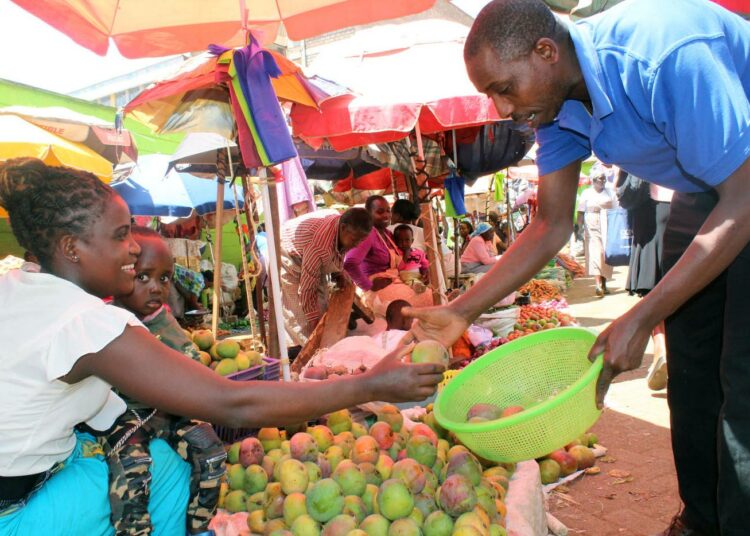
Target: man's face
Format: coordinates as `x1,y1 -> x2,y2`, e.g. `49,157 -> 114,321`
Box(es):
292,201 -> 310,217
339,225 -> 369,252
466,41 -> 568,129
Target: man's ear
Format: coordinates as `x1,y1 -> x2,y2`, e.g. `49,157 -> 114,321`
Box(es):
534,37 -> 559,63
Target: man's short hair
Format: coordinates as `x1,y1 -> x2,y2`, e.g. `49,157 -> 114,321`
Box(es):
340,207 -> 373,235
392,199 -> 420,222
465,0 -> 559,62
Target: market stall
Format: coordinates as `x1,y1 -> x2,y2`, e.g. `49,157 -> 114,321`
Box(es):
4,4 -> 608,535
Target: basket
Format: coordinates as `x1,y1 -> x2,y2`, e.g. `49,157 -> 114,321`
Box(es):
214,357 -> 281,442
434,327 -> 603,462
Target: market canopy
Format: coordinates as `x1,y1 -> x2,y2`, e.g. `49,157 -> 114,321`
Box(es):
10,0 -> 437,57
0,114 -> 112,181
0,78 -> 183,155
0,105 -> 137,164
126,48 -> 332,136
112,154 -> 244,217
290,22 -> 501,151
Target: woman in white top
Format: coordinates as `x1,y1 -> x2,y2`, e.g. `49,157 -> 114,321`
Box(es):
577,172 -> 615,296
0,159 -> 444,534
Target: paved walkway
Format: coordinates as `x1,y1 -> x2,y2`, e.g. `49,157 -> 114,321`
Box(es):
547,267 -> 680,536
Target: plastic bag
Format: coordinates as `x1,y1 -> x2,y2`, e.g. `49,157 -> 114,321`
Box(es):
604,208 -> 632,266
474,306 -> 519,337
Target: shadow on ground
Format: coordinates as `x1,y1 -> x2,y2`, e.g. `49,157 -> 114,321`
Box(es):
547,266 -> 679,535
548,408 -> 680,536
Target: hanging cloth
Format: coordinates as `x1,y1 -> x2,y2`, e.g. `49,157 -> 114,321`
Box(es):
212,37 -> 297,168
493,172 -> 505,203
444,171 -> 467,217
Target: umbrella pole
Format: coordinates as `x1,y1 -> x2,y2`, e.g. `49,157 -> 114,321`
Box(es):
230,178 -> 263,353
260,169 -> 291,381
211,177 -> 225,338
242,175 -> 268,349
412,123 -> 445,305
451,129 -> 460,288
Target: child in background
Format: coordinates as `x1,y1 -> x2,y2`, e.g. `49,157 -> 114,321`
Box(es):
108,226 -> 225,536
393,224 -> 430,294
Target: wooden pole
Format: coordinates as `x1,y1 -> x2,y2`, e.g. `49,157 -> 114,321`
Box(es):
453,217 -> 460,288
260,171 -> 290,381
241,175 -> 267,349
211,176 -> 225,338
229,177 -> 263,352
413,123 -> 444,305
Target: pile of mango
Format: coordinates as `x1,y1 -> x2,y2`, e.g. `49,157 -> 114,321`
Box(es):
219,405 -> 514,536
191,330 -> 263,376
537,432 -> 599,485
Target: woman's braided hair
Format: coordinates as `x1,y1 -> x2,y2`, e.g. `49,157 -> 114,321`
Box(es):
0,158 -> 115,269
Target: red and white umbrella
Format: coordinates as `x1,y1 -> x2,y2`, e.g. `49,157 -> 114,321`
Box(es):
291,23 -> 502,151
10,0 -> 437,57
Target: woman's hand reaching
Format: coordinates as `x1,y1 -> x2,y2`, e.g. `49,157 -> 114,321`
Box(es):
365,343 -> 445,402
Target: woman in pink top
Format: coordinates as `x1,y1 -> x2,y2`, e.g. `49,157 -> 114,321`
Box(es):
460,222 -> 499,274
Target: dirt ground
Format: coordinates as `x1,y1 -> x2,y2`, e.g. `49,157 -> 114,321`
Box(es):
547,267 -> 681,536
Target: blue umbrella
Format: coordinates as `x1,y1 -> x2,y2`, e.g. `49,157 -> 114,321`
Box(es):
112,154 -> 243,217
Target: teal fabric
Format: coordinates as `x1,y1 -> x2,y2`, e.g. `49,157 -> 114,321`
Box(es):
0,432 -> 190,535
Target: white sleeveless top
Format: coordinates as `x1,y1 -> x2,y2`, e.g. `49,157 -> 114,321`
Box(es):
0,270 -> 142,476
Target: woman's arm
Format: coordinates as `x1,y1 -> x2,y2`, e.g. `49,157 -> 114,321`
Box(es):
68,329 -> 444,428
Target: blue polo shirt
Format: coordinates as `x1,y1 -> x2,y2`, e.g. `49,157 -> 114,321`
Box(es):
536,0 -> 750,193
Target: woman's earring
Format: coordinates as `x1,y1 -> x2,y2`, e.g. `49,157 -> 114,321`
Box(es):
71,255 -> 79,262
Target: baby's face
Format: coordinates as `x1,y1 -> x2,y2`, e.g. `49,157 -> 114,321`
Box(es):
395,230 -> 413,251
117,236 -> 174,318
388,311 -> 412,331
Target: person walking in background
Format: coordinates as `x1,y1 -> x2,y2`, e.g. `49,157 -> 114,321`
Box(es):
577,168 -> 614,296
617,171 -> 673,391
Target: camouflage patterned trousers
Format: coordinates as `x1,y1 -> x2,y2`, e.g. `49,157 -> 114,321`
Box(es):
101,410 -> 227,535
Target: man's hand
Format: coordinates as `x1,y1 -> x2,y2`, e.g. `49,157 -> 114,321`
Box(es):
370,277 -> 392,292
401,305 -> 469,349
587,307 -> 653,408
366,343 -> 445,402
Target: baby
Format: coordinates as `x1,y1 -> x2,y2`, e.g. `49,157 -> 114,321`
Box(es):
393,224 -> 430,294
385,299 -> 413,332
107,226 -> 225,536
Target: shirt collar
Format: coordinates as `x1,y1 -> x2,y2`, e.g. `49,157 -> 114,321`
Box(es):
565,20 -> 614,121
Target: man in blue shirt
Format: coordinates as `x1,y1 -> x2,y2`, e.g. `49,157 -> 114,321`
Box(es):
404,1 -> 750,535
